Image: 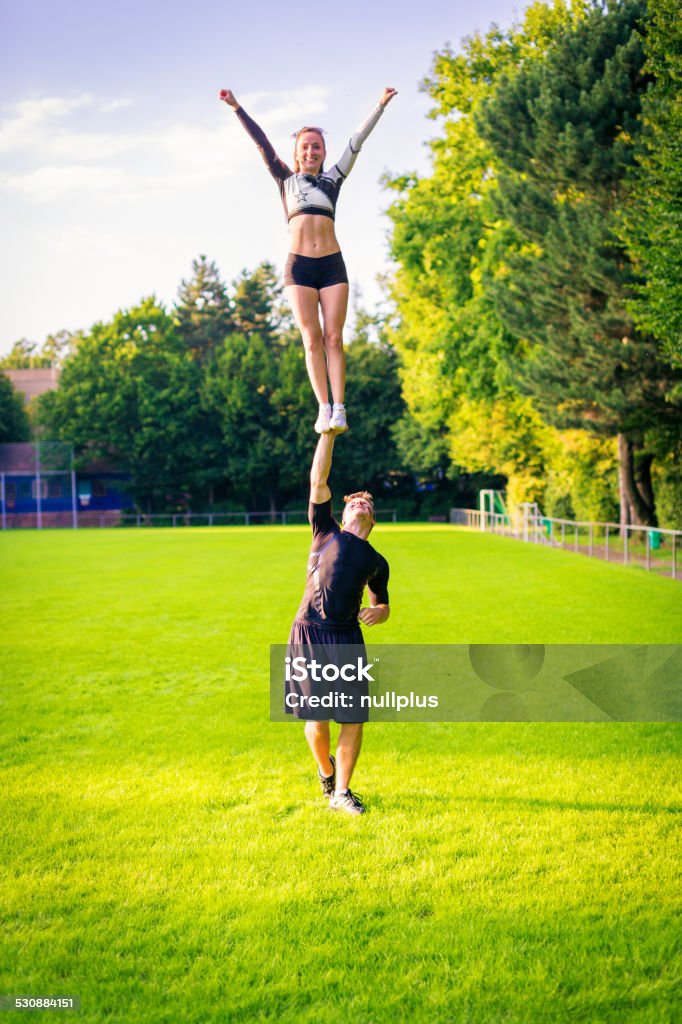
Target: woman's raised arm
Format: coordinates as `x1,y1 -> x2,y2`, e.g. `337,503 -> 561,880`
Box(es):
219,88 -> 292,181
333,86 -> 397,180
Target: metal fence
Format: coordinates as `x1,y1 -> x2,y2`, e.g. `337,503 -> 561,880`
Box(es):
1,508 -> 399,529
120,509 -> 398,527
450,507 -> 680,581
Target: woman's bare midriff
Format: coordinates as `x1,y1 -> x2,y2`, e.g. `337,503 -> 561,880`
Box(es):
288,215 -> 341,258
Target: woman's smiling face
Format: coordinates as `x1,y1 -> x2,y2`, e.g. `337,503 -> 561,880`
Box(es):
295,130 -> 325,174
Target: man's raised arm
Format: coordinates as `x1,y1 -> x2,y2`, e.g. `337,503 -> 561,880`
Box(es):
309,430 -> 340,504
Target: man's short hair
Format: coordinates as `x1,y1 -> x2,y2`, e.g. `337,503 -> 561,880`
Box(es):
342,491 -> 376,522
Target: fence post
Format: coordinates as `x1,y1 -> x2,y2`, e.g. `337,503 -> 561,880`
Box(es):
589,523 -> 593,557
646,529 -> 651,572
605,525 -> 609,562
624,528 -> 629,566
71,469 -> 78,530
35,441 -> 42,530
673,534 -> 677,581
0,472 -> 5,531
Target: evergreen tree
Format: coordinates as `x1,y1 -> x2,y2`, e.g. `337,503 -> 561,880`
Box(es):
231,261 -> 294,345
174,255 -> 234,364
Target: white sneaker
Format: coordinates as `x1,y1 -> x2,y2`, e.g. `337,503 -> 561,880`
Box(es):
314,403 -> 332,433
329,403 -> 348,431
329,788 -> 366,815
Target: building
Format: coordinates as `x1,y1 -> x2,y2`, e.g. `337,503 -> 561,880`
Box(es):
0,443 -> 132,528
4,367 -> 60,403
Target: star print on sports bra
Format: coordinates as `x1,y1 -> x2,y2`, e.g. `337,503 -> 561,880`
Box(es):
234,102 -> 385,223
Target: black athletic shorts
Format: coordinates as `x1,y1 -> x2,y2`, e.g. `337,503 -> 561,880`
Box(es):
285,619 -> 369,723
284,251 -> 349,290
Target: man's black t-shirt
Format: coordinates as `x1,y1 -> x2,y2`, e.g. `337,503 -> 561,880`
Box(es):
294,500 -> 390,628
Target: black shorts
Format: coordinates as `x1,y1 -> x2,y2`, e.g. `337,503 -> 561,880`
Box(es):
285,619 -> 369,723
284,251 -> 349,290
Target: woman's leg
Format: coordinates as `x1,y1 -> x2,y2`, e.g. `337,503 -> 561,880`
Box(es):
285,285 -> 328,404
319,283 -> 349,405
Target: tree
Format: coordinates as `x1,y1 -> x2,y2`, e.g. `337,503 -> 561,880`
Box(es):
0,331 -> 72,369
475,0 -> 681,525
37,298 -> 210,511
200,303 -> 409,512
384,1 -> 580,505
620,0 -> 682,366
331,316 -> 406,497
202,332 -> 311,511
174,255 -> 234,364
0,372 -> 30,442
231,261 -> 295,345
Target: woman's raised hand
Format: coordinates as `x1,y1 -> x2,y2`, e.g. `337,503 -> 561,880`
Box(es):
219,89 -> 239,109
379,87 -> 398,108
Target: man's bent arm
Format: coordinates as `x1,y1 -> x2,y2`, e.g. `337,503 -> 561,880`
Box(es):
359,588 -> 390,626
310,432 -> 337,504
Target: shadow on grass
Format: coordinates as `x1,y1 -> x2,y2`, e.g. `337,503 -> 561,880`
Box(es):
371,792 -> 682,816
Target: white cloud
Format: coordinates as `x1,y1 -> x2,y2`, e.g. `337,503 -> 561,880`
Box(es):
15,94 -> 95,120
47,224 -> 133,259
241,85 -> 329,129
43,131 -> 140,162
99,98 -> 134,114
0,87 -> 331,204
0,93 -> 94,153
0,164 -> 136,202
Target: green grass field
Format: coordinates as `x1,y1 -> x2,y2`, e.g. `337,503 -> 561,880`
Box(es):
2,526 -> 681,1022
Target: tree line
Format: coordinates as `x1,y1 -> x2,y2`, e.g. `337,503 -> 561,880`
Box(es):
2,260 -> 402,512
1,0 -> 680,526
1,259 -> 463,515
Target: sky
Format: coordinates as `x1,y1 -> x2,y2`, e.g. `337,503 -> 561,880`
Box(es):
0,0 -> 529,356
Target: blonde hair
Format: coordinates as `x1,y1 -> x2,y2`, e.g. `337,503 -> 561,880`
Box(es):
342,491 -> 375,523
293,127 -> 326,173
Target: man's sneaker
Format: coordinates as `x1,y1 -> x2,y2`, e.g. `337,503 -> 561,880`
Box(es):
329,403 -> 348,432
318,755 -> 336,799
315,403 -> 332,433
329,788 -> 366,815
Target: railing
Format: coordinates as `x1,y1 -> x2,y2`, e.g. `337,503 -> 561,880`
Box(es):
1,508 -> 398,529
121,508 -> 398,527
450,507 -> 680,580
450,507 -> 516,536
